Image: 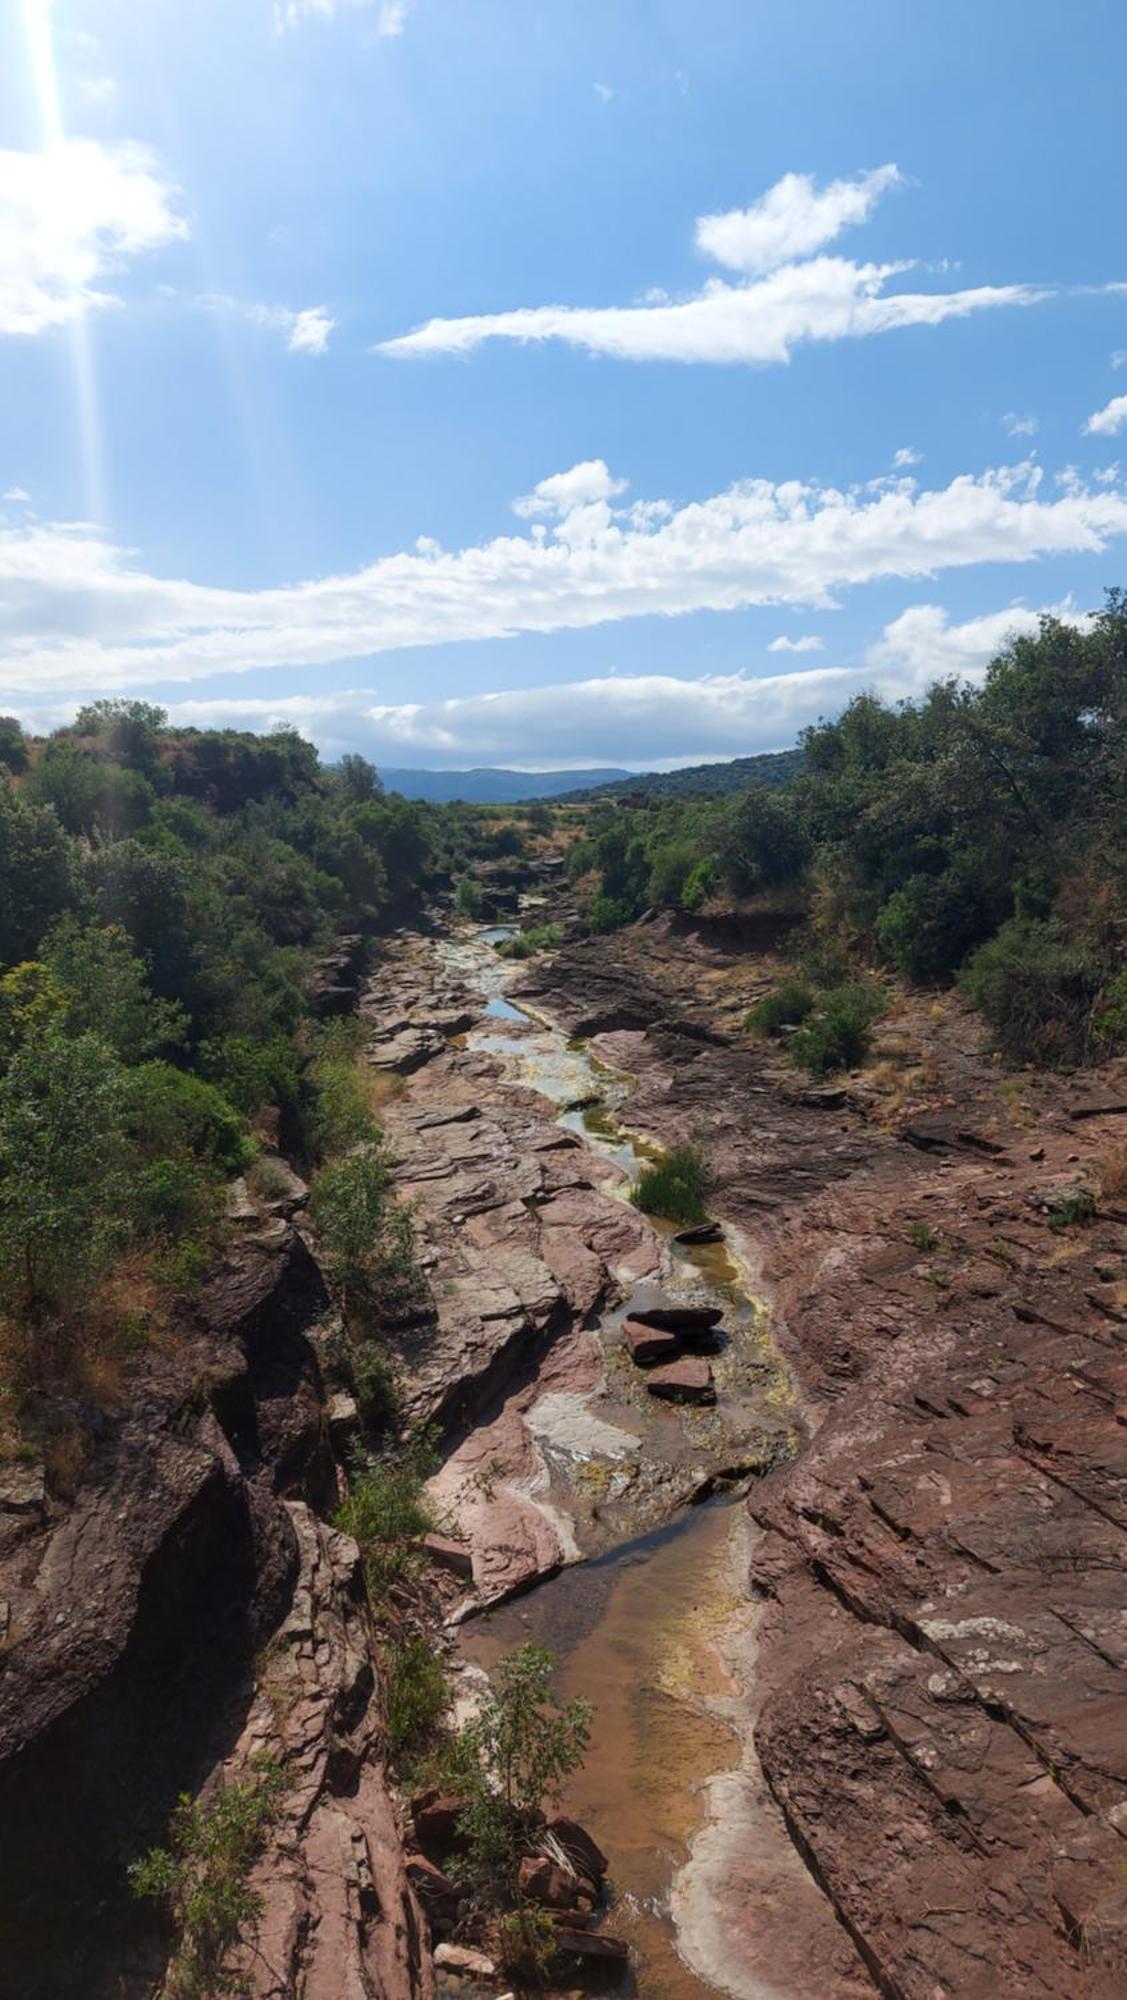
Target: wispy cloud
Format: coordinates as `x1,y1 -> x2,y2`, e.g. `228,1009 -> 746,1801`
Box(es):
45,595 -> 1079,769
1084,394 -> 1127,437
274,0 -> 416,30
892,446 -> 921,468
200,295 -> 334,354
768,633 -> 823,653
1002,411 -> 1039,437
377,166 -> 1049,367
2,457 -> 1125,698
0,138 -> 187,336
695,165 -> 903,275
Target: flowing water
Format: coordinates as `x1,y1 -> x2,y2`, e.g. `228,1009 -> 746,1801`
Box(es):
436,922 -> 795,1997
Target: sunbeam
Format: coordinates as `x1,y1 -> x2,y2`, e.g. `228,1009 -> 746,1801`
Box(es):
21,0 -> 107,521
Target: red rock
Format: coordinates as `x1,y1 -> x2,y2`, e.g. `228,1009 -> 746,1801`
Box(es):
621,1317 -> 682,1365
422,1532 -> 473,1579
548,1815 -> 608,1882
404,1852 -> 460,1919
518,1854 -> 584,1908
552,1927 -> 629,1961
627,1285 -> 722,1331
645,1357 -> 716,1404
410,1788 -> 463,1859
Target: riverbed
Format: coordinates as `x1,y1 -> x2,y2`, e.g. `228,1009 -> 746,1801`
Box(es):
432,921 -> 799,1997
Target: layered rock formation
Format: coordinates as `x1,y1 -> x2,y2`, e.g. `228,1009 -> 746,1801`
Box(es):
0,1205 -> 430,2000
520,916 -> 1127,1998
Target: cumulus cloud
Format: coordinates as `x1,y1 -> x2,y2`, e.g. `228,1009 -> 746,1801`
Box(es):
1002,411 -> 1039,437
512,459 -> 628,517
892,446 -> 921,468
2,456 -> 1125,701
201,295 -> 334,353
0,138 -> 187,335
768,633 -> 823,653
1085,394 -> 1127,437
865,598 -> 1092,692
36,594 -> 1075,769
2,487 -> 31,504
695,165 -> 903,275
377,165 -> 1048,366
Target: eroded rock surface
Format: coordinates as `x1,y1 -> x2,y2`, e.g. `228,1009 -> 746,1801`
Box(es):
523,915 -> 1127,1999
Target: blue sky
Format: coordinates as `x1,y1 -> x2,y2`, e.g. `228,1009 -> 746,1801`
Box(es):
3,0 -> 1127,768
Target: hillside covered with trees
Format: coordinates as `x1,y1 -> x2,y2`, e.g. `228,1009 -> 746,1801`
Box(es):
567,597 -> 1127,1068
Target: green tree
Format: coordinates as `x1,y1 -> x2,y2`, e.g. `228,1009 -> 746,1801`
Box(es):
0,783 -> 76,970
0,1030 -> 131,1314
42,917 -> 187,1063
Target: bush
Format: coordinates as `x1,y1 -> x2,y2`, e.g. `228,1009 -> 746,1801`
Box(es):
495,923 -> 563,960
124,1063 -> 252,1174
456,875 -> 485,918
129,1757 -> 287,2000
384,1633 -> 449,1758
352,1342 -> 399,1433
960,918 -> 1104,1067
587,891 -> 634,934
788,980 -> 885,1077
745,979 -> 815,1038
43,917 -> 187,1064
334,1437 -> 437,1595
311,1148 -> 418,1314
630,1143 -> 710,1225
304,1019 -> 378,1156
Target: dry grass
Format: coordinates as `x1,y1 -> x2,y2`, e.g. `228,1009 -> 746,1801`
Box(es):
364,1067 -> 406,1114
1097,1145 -> 1127,1201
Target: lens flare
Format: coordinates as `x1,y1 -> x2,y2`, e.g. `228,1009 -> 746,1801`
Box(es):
21,0 -> 107,521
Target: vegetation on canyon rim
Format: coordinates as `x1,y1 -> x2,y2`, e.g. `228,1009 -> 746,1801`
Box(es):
568,596 -> 1127,1072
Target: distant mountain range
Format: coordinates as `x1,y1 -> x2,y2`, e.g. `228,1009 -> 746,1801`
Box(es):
380,766 -> 634,803
378,749 -> 802,804
556,747 -> 803,801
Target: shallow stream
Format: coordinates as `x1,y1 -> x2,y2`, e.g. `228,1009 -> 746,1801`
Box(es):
436,922 -> 795,1998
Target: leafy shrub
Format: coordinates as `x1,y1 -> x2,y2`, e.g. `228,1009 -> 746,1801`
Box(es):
352,1342 -> 399,1432
1047,1187 -> 1097,1230
745,979 -> 815,1038
495,923 -> 563,960
304,1018 -> 378,1156
960,918 -> 1104,1067
631,1143 -> 710,1225
456,875 -> 485,918
42,917 -> 187,1064
311,1148 -> 418,1314
197,1033 -> 300,1119
788,980 -> 885,1077
384,1633 -> 449,1757
875,867 -> 1005,984
124,1063 -> 252,1173
587,891 -> 634,934
129,1757 -> 288,2000
334,1437 -> 437,1595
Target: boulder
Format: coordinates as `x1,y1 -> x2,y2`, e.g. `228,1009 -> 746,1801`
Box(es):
621,1318 -> 682,1366
552,1927 -> 629,1963
626,1284 -> 723,1332
645,1357 -> 716,1405
422,1532 -> 474,1579
404,1853 -> 460,1921
548,1815 -> 608,1882
434,1943 -> 497,1977
673,1221 -> 724,1245
410,1789 -> 464,1860
518,1854 -> 585,1909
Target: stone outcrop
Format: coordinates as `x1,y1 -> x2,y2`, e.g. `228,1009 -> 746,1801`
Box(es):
0,1209 -> 429,2000
524,911 -> 1127,1998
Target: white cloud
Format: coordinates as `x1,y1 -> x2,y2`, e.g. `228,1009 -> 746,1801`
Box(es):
0,138 -> 187,335
768,633 -> 823,653
287,305 -> 334,354
378,166 -> 1049,366
1002,411 -> 1039,437
865,598 -> 1092,692
1085,394 -> 1127,437
2,487 -> 31,504
377,0 -> 411,33
2,457 -> 1126,699
695,165 -> 903,275
512,459 -> 628,517
1112,350 -> 1127,370
201,295 -> 334,354
594,82 -> 615,103
892,446 -> 921,468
